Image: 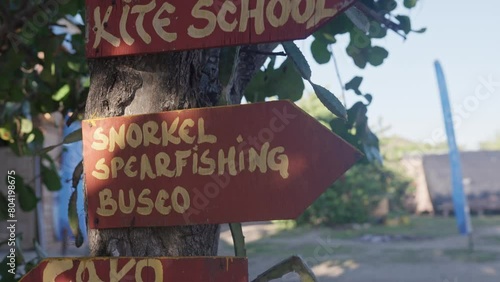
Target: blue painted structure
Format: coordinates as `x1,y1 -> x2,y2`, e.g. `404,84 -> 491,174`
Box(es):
434,61 -> 472,235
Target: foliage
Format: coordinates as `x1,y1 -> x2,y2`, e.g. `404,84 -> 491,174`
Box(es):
297,163 -> 414,226
0,0 -> 423,277
479,132 -> 500,150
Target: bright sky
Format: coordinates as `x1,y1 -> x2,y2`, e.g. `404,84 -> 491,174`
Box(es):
296,0 -> 500,150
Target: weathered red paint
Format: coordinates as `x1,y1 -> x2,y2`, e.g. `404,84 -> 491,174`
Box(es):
85,0 -> 356,58
82,100 -> 362,229
20,257 -> 248,282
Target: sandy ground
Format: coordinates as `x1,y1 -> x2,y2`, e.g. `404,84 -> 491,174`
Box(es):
218,222 -> 500,282
5,220 -> 500,281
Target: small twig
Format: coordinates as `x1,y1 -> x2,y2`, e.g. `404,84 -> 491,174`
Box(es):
240,50 -> 287,56
354,1 -> 407,39
329,45 -> 346,107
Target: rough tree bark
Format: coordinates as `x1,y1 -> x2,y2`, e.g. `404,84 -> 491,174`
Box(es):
84,44 -> 276,257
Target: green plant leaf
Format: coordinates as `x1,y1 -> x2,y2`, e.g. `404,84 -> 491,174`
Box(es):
396,15 -> 412,34
20,118 -> 33,134
311,39 -> 331,64
63,128 -> 82,144
68,190 -> 84,248
311,83 -> 346,120
413,27 -> 427,33
345,76 -> 363,95
368,46 -> 389,66
282,41 -> 311,80
72,160 -> 83,189
52,84 -> 71,102
41,165 -> 62,191
404,0 -> 418,8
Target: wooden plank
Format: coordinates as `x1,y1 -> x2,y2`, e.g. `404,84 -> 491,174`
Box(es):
20,257 -> 248,282
82,100 -> 362,229
85,0 -> 356,58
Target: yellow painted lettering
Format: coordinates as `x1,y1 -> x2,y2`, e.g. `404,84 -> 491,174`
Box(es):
110,157 -> 124,178
291,0 -> 314,23
153,2 -> 177,42
97,188 -> 117,216
218,147 -> 237,176
76,261 -> 103,282
267,146 -> 289,179
197,118 -> 216,144
171,186 -> 190,213
135,259 -> 163,282
131,0 -> 156,44
140,154 -> 156,180
155,190 -> 172,215
118,189 -> 136,214
240,0 -> 265,35
198,149 -> 215,175
179,118 -> 195,144
126,123 -> 142,148
266,0 -> 291,27
155,152 -> 175,177
91,127 -> 109,151
306,0 -> 337,29
93,6 -> 120,48
110,258 -> 136,282
108,124 -> 126,152
217,1 -> 238,32
120,4 -> 134,45
188,0 -> 217,38
161,118 -> 181,146
124,156 -> 137,177
137,189 -> 153,215
43,259 -> 73,282
142,121 -> 160,146
92,158 -> 110,180
249,142 -> 269,173
175,150 -> 191,177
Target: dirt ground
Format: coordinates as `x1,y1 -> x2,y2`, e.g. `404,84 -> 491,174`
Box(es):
218,219 -> 500,282
7,217 -> 500,281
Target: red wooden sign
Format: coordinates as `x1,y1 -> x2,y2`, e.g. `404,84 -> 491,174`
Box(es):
82,101 -> 362,229
85,0 -> 356,58
20,257 -> 247,282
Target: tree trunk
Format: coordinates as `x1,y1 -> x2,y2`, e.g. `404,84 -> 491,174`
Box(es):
84,43 -> 276,257
84,49 -> 222,257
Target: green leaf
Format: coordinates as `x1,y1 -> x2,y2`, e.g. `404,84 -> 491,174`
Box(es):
413,27 -> 427,33
310,39 -> 331,64
404,0 -> 418,8
396,15 -> 412,34
311,83 -> 347,120
20,118 -> 33,134
41,165 -> 62,191
72,160 -> 83,189
68,190 -> 83,248
64,128 -> 82,144
14,176 -> 38,211
368,46 -> 389,66
0,127 -> 12,141
52,84 -> 70,102
282,41 -> 311,80
345,76 -> 363,95
379,0 -> 397,11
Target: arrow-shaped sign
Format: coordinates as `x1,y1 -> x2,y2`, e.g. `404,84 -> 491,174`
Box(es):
20,257 -> 247,282
85,0 -> 356,58
82,101 -> 362,229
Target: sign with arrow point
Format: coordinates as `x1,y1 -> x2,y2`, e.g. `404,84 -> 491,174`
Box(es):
85,0 -> 356,57
82,100 -> 362,229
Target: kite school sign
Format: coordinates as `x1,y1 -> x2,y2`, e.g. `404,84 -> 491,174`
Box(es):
85,0 -> 356,57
